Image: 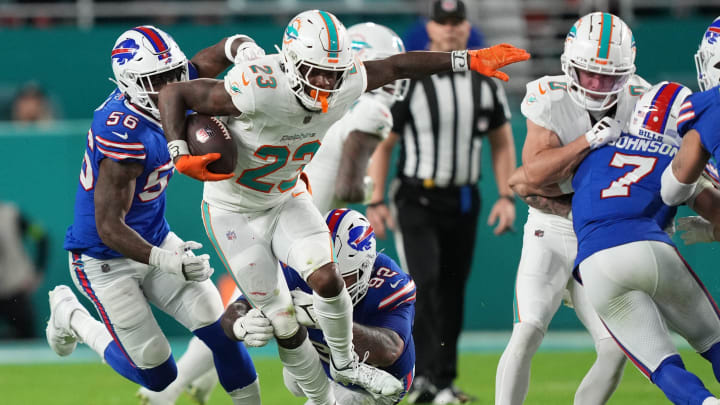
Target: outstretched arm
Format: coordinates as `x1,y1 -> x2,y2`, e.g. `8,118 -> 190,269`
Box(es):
363,44 -> 530,92
191,35 -> 261,79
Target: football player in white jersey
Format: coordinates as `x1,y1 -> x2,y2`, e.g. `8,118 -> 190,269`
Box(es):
304,22 -> 409,212
137,21 -> 412,405
157,10 -> 530,405
495,12 -> 648,405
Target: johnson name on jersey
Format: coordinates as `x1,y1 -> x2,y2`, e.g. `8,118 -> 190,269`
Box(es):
303,92 -> 394,212
521,74 -> 650,146
281,252 -> 416,391
203,53 -> 367,212
677,85 -> 720,163
64,89 -> 173,259
571,132 -> 678,268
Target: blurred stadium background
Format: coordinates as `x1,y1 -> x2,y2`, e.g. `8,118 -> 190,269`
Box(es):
2,0 -> 720,403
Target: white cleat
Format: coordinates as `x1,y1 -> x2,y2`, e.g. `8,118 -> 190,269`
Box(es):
46,285 -> 87,357
136,387 -> 174,405
186,371 -> 218,404
330,353 -> 404,399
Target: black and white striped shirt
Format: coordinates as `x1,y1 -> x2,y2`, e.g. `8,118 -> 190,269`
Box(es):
391,70 -> 510,187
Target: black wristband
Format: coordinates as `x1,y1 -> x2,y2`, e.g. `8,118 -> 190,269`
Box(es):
366,200 -> 385,208
500,195 -> 516,204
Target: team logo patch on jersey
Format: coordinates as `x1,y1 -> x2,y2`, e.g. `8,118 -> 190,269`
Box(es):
111,38 -> 140,66
348,226 -> 375,251
229,81 -> 242,94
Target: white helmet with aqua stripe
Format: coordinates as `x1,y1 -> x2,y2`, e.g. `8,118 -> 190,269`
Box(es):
279,10 -> 355,112
560,12 -> 636,111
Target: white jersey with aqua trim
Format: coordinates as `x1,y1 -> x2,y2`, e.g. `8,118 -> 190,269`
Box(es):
303,92 -> 393,212
203,53 -> 367,212
521,74 -> 650,146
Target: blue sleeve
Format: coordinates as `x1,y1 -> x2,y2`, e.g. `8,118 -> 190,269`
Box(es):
188,61 -> 199,80
364,302 -> 414,347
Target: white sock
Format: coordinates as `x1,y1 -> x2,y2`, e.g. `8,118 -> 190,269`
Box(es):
495,322 -> 544,405
313,289 -> 353,367
150,336 -> 216,402
574,338 -> 625,405
230,377 -> 261,405
69,309 -> 112,357
278,337 -> 334,405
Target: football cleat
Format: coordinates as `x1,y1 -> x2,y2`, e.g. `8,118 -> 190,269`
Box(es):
432,385 -> 476,405
330,352 -> 404,399
46,285 -> 87,357
136,387 -> 174,405
186,371 -> 217,405
406,376 -> 438,404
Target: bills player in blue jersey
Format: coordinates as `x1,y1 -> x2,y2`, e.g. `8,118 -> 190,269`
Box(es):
46,26 -> 269,404
661,17 -> 720,209
571,82 -> 720,405
282,208 -> 416,405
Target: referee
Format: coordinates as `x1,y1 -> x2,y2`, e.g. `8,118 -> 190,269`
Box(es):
366,1 -> 517,403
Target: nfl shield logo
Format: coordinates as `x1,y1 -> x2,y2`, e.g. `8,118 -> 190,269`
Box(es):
196,128 -> 211,143
226,231 -> 237,240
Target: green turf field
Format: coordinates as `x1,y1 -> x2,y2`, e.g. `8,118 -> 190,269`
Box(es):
3,350 -> 719,404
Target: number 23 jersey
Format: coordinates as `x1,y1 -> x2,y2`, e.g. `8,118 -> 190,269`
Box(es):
205,53 -> 367,212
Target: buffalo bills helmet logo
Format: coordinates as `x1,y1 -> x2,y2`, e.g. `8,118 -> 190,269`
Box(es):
111,38 -> 140,66
705,21 -> 720,45
347,225 -> 375,252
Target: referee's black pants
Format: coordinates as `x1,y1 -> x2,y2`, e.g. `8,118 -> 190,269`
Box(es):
391,178 -> 481,389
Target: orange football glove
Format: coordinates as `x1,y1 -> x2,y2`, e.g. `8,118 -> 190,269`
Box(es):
469,44 -> 531,81
174,154 -> 234,182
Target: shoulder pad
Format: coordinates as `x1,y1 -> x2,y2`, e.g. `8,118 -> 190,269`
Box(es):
224,63 -> 258,115
521,76 -> 567,128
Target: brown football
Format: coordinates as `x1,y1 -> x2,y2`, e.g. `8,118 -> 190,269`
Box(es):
185,114 -> 237,174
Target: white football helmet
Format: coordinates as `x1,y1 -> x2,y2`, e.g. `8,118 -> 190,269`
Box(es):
695,17 -> 720,91
348,22 -> 409,104
110,25 -> 188,118
279,10 -> 355,112
325,208 -> 376,305
561,12 -> 636,111
627,81 -> 691,146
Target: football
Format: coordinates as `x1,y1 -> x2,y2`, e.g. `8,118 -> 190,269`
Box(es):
185,114 -> 237,174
